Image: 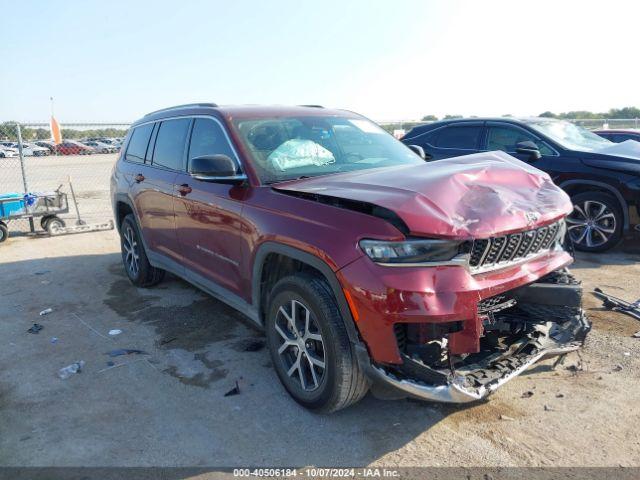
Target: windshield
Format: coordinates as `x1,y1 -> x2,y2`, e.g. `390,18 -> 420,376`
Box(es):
529,120 -> 612,152
232,116 -> 423,183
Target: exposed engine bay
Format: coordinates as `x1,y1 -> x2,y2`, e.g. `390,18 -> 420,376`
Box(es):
371,269 -> 591,403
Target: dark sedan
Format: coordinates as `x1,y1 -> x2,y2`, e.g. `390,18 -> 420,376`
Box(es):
402,118 -> 640,252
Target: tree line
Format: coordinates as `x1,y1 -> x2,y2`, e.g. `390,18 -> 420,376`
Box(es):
0,122 -> 128,142
419,106 -> 640,122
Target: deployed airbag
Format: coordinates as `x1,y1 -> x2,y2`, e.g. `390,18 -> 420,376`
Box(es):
267,139 -> 335,171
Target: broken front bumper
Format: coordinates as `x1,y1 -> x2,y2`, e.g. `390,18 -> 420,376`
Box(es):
362,270 -> 591,404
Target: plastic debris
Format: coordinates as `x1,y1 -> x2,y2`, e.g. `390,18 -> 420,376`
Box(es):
623,352 -> 631,357
544,404 -> 556,412
592,288 -> 640,321
27,324 -> 43,334
58,361 -> 85,379
521,390 -> 534,398
499,414 -> 515,421
50,337 -> 58,344
613,364 -> 623,372
106,348 -> 148,357
39,308 -> 53,316
108,329 -> 123,336
224,381 -> 240,397
633,331 -> 640,338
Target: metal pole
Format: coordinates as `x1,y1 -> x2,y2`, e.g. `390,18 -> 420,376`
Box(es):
16,123 -> 35,233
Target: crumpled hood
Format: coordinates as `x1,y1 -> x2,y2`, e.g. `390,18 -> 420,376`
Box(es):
273,151 -> 573,239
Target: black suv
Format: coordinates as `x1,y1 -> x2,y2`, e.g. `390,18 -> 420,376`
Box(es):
402,117 -> 640,252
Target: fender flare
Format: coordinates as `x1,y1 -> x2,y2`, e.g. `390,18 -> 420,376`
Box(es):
558,179 -> 629,231
252,242 -> 362,346
112,193 -> 139,232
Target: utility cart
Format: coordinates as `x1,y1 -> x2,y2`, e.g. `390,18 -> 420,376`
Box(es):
0,187 -> 70,242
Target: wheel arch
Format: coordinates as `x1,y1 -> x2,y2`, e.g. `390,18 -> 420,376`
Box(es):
252,242 -> 361,347
558,179 -> 629,231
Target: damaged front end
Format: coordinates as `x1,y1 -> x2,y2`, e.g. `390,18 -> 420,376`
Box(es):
368,270 -> 591,403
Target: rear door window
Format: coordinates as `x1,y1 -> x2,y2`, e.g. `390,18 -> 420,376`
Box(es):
125,123 -> 154,163
152,118 -> 191,171
187,118 -> 238,171
433,126 -> 482,149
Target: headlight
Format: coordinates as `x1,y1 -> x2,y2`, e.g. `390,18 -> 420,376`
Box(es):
359,238 -> 464,264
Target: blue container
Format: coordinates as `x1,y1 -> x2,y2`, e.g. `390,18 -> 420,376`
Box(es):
0,193 -> 26,219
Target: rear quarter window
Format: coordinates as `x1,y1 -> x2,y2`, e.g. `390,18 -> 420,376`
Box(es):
125,124 -> 154,163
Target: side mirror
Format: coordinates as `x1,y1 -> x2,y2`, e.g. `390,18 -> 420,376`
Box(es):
190,154 -> 247,184
407,144 -> 431,160
515,141 -> 542,161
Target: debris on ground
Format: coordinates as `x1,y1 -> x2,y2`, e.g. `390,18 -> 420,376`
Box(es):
34,270 -> 50,276
592,287 -> 640,321
39,308 -> 53,316
159,337 -> 177,346
58,361 -> 85,379
50,337 -> 58,344
544,404 -> 556,412
244,339 -> 265,352
105,349 -> 148,357
27,323 -> 43,334
499,414 -> 515,421
613,364 -> 623,372
556,393 -> 565,398
633,332 -> 640,338
108,329 -> 123,336
224,381 -> 240,397
623,352 -> 631,357
521,390 -> 534,398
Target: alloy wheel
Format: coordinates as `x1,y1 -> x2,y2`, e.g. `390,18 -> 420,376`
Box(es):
122,226 -> 140,277
274,299 -> 326,392
566,200 -> 616,248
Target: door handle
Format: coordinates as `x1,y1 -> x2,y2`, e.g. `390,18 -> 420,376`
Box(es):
177,184 -> 192,196
134,174 -> 145,183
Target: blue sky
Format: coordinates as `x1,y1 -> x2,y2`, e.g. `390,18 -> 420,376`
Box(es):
1,0 -> 639,122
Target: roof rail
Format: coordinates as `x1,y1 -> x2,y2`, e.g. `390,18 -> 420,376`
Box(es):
298,104 -> 324,108
144,103 -> 218,117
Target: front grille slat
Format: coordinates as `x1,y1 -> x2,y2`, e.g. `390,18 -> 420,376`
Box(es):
469,220 -> 563,274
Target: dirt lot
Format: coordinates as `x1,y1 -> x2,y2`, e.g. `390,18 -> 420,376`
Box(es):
0,230 -> 639,467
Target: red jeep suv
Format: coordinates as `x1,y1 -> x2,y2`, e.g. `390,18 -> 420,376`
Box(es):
111,103 -> 590,412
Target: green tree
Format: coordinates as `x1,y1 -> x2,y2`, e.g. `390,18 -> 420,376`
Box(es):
421,115 -> 438,121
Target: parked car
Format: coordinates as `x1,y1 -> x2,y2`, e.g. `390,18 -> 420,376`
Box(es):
111,103 -> 589,412
593,129 -> 640,143
53,140 -> 94,155
34,141 -> 56,153
402,117 -> 640,252
1,142 -> 50,156
82,141 -> 117,153
0,147 -> 18,158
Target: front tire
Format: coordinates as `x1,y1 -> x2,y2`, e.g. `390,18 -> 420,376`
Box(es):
120,214 -> 165,287
567,192 -> 623,252
266,273 -> 369,413
0,223 -> 8,243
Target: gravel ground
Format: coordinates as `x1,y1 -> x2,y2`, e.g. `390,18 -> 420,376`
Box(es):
0,230 -> 638,467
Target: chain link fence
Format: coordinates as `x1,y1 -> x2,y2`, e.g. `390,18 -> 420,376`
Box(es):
0,122 -> 129,235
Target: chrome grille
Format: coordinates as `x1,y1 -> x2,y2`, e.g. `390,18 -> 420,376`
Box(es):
469,221 -> 563,273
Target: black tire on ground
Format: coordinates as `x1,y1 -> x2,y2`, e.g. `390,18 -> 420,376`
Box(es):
120,214 -> 165,287
45,217 -> 66,235
266,273 -> 369,413
0,223 -> 8,243
568,192 -> 623,253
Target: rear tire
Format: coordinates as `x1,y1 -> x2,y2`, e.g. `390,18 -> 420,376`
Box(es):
0,223 -> 8,243
265,273 -> 369,413
120,214 -> 165,287
567,192 -> 623,253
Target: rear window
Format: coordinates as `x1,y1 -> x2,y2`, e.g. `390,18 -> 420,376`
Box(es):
433,126 -> 482,149
152,118 -> 191,170
125,124 -> 154,163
